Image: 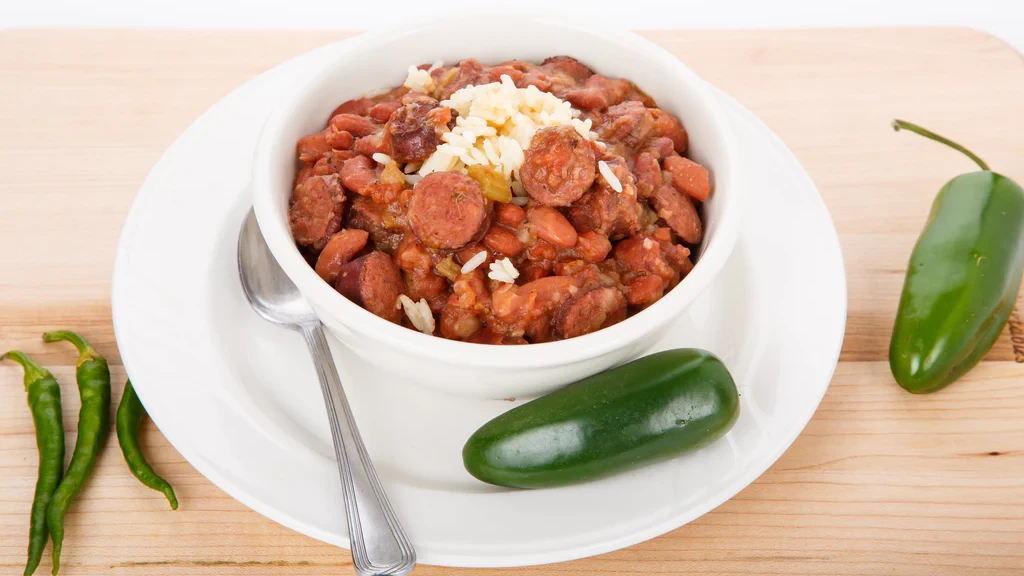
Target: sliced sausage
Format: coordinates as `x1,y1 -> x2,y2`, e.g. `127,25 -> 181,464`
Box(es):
565,75 -> 630,111
335,251 -> 403,323
663,155 -> 710,202
339,155 -> 377,196
651,184 -> 703,244
540,55 -> 594,83
408,171 -> 486,249
345,195 -> 403,253
290,175 -> 345,251
520,126 -> 596,207
438,58 -> 485,99
383,95 -> 453,163
527,206 -> 577,248
295,162 -> 316,188
567,154 -> 640,238
554,286 -> 627,339
596,101 -> 654,150
651,108 -> 689,154
314,229 -> 369,283
478,65 -> 526,85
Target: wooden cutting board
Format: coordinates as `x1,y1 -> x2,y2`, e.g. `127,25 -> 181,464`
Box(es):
1,28 -> 1023,576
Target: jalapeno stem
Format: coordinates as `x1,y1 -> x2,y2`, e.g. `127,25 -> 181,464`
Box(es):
892,119 -> 990,171
42,331 -> 100,367
1,351 -> 49,389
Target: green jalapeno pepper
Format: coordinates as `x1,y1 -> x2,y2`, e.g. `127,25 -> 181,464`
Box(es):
116,380 -> 178,509
1,351 -> 65,576
463,349 -> 739,488
42,331 -> 110,575
889,120 -> 1024,394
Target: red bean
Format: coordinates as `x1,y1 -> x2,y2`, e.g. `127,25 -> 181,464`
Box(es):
325,129 -> 355,150
527,206 -> 578,248
482,225 -> 525,257
663,155 -> 710,202
369,101 -> 402,122
330,113 -> 380,137
495,202 -> 527,228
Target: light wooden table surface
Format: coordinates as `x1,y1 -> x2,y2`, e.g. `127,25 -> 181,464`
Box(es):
1,28 -> 1023,576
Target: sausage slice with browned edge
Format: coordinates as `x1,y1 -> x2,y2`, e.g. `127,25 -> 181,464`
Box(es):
289,174 -> 346,251
554,286 -> 628,339
315,229 -> 369,283
520,126 -> 596,207
335,251 -> 404,323
407,171 -> 487,249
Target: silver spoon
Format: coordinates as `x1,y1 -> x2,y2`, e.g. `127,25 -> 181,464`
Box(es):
237,208 -> 416,576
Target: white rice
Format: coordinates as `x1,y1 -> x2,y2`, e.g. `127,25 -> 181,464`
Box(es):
488,257 -> 520,284
508,196 -> 529,206
418,74 -> 596,185
403,65 -> 435,94
398,295 -> 435,335
643,238 -> 655,250
404,173 -> 423,185
461,250 -> 488,274
372,152 -> 393,165
598,160 -> 622,193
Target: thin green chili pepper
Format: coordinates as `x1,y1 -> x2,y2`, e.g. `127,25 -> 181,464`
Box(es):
889,120 -> 1024,393
2,352 -> 65,576
116,380 -> 178,509
41,331 -> 110,575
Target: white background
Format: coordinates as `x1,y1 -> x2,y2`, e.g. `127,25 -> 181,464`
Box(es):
2,0 -> 1023,54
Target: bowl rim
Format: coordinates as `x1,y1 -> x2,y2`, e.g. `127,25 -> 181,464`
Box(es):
252,14 -> 742,369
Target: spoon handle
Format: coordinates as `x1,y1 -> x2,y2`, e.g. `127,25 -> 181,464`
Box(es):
300,322 -> 416,576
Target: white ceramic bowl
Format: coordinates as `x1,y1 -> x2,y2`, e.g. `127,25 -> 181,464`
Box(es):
253,15 -> 741,399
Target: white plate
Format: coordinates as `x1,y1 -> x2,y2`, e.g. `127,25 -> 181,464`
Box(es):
112,42 -> 846,567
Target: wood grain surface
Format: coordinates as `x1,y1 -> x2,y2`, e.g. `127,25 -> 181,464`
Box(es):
1,28 -> 1023,576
